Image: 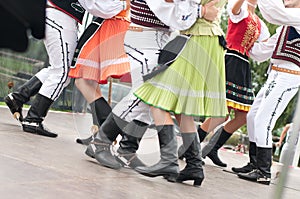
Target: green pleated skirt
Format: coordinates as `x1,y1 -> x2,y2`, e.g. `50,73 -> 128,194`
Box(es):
134,35 -> 227,117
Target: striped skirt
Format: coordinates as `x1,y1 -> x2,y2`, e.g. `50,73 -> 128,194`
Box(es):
134,35 -> 227,117
69,17 -> 131,84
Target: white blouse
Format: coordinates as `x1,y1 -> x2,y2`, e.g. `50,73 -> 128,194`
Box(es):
146,0 -> 201,31
78,0 -> 124,19
249,0 -> 300,71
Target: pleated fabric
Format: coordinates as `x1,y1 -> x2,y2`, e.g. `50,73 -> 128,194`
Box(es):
69,18 -> 130,84
134,35 -> 227,117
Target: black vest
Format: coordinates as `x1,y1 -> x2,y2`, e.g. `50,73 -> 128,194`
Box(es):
272,26 -> 300,67
49,0 -> 85,23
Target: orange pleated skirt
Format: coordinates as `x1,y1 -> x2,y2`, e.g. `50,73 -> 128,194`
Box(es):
69,17 -> 130,84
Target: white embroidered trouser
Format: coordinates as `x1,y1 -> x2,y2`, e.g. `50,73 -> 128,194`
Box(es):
112,28 -> 170,124
247,70 -> 300,148
35,8 -> 78,101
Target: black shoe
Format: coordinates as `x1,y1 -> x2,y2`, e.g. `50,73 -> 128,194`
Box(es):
135,162 -> 179,182
238,169 -> 271,185
232,163 -> 255,173
22,94 -> 55,138
176,133 -> 204,187
22,121 -> 58,138
207,150 -> 227,167
4,93 -> 23,122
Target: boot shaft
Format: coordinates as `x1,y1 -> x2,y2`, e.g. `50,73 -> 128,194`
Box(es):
25,93 -> 53,123
249,141 -> 257,166
202,127 -> 232,157
181,133 -> 203,168
118,119 -> 148,154
156,125 -> 178,163
256,147 -> 272,178
94,113 -> 127,143
13,76 -> 42,105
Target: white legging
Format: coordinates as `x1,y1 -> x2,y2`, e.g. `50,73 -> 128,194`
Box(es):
35,8 -> 78,101
247,69 -> 300,148
112,28 -> 170,125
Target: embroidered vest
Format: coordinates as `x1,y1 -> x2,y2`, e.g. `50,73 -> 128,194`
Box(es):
272,26 -> 300,67
226,14 -> 261,56
49,0 -> 85,24
130,0 -> 169,29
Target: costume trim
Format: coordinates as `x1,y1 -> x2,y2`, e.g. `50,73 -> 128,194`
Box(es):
272,26 -> 300,67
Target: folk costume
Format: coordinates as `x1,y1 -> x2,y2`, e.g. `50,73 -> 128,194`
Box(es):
69,1 -> 131,84
225,0 -> 269,112
200,0 -> 270,168
84,1 -> 206,186
132,0 -> 227,186
237,0 -> 300,185
5,0 -> 85,137
134,0 -> 228,118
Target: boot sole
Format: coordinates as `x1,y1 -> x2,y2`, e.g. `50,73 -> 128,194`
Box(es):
136,170 -> 178,180
22,126 -> 58,138
176,177 -> 204,187
257,180 -> 271,185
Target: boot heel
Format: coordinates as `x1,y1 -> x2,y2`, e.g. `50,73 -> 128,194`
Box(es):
166,173 -> 178,183
193,178 -> 204,187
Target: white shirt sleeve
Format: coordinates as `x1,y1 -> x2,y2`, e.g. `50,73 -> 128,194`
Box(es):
257,19 -> 270,42
249,27 -> 281,62
78,0 -> 123,19
227,0 -> 248,23
146,0 -> 200,30
258,0 -> 300,31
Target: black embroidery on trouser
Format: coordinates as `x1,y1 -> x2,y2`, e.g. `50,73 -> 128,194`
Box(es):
265,86 -> 299,145
45,17 -> 69,101
119,98 -> 142,120
125,44 -> 148,76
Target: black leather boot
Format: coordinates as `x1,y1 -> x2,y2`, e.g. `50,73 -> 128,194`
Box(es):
88,113 -> 127,169
178,126 -> 208,160
232,141 -> 257,173
176,133 -> 204,187
238,147 -> 272,185
203,127 -> 232,167
4,76 -> 42,122
76,97 -> 112,145
22,94 -> 57,138
135,125 -> 179,182
116,120 -> 148,169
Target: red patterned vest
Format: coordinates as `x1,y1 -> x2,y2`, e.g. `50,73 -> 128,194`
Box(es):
272,26 -> 300,67
226,14 -> 261,56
